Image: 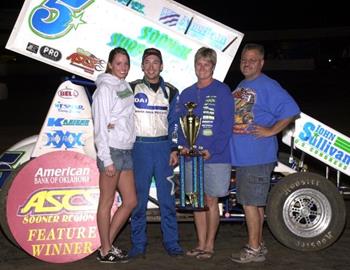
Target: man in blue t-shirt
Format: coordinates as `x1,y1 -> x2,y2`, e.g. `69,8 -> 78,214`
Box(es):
230,43 -> 300,264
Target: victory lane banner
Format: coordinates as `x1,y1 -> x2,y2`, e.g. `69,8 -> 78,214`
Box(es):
5,151 -> 119,263
6,0 -> 243,91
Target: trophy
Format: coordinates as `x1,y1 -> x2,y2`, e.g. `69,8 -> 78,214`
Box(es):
178,102 -> 206,211
180,102 -> 201,155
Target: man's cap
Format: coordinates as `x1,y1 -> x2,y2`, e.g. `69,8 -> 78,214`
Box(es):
142,48 -> 163,64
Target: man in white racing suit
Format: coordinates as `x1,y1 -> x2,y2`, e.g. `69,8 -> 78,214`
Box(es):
128,48 -> 183,258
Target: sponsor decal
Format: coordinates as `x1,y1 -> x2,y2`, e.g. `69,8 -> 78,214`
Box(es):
26,42 -> 39,53
115,0 -> 234,51
66,48 -> 105,75
45,131 -> 83,149
139,26 -> 192,59
6,151 -> 119,263
40,46 -> 62,61
55,102 -> 85,114
47,118 -> 89,127
134,93 -> 167,110
159,7 -> 180,27
184,21 -> 229,50
58,87 -> 79,99
108,26 -> 192,60
295,121 -> 350,171
117,0 -> 145,14
108,32 -> 146,57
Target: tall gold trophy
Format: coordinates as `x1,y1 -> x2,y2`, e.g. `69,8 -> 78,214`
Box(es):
180,102 -> 201,155
178,102 -> 206,210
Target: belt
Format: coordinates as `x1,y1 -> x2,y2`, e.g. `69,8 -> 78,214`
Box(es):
135,136 -> 168,142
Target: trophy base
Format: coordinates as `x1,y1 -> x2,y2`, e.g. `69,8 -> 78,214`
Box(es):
176,205 -> 209,212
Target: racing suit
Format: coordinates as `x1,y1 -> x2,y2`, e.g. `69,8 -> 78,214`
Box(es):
130,76 -> 180,253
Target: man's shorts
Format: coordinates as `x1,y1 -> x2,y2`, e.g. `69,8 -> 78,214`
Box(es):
97,147 -> 133,172
235,162 -> 276,206
185,162 -> 231,198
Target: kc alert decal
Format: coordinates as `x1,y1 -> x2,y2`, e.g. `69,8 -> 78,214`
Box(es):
6,151 -> 118,263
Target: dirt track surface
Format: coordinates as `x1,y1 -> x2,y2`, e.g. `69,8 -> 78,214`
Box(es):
1,208 -> 350,270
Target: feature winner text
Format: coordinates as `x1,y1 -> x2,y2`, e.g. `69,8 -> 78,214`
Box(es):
27,226 -> 97,256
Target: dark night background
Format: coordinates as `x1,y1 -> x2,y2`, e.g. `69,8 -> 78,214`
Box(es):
1,4 -> 350,267
0,1 -> 349,160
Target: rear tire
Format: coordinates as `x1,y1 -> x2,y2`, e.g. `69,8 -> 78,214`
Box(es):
266,172 -> 346,251
0,163 -> 27,246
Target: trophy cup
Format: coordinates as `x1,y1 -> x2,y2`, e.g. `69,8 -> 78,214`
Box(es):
178,102 -> 206,211
180,102 -> 201,155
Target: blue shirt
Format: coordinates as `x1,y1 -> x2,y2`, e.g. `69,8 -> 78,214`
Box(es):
177,79 -> 234,164
231,73 -> 300,166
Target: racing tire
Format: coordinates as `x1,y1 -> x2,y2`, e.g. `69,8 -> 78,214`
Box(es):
266,172 -> 346,251
0,163 -> 28,246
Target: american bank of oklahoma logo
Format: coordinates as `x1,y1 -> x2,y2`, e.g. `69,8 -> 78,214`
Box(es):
29,0 -> 94,39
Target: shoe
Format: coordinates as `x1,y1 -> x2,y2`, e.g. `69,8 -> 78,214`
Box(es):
186,248 -> 205,257
166,246 -> 184,257
111,245 -> 129,263
196,250 -> 214,260
260,242 -> 268,256
244,242 -> 268,255
111,245 -> 128,258
96,249 -> 124,263
128,246 -> 146,260
230,245 -> 265,264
